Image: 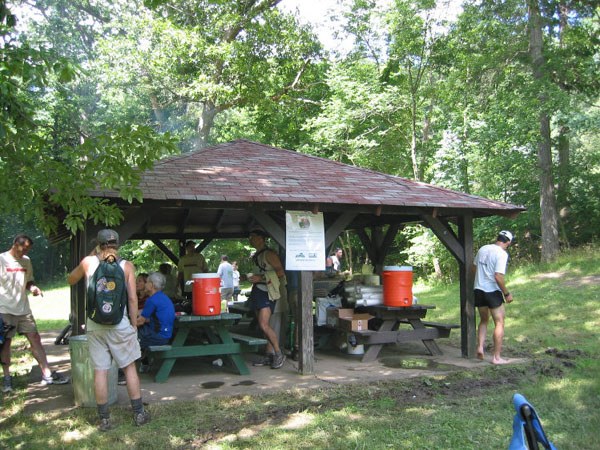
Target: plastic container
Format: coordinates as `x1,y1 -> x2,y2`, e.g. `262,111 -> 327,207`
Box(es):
69,334 -> 117,407
382,266 -> 413,307
192,273 -> 221,316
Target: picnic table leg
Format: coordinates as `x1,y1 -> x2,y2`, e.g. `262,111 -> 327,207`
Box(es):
361,319 -> 397,362
152,327 -> 190,382
154,358 -> 176,383
215,327 -> 251,375
408,319 -> 443,355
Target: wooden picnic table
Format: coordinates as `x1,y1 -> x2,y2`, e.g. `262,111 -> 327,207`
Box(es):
353,304 -> 458,363
148,313 -> 266,383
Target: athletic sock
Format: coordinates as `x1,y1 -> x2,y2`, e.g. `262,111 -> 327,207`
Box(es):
97,402 -> 110,420
131,397 -> 144,415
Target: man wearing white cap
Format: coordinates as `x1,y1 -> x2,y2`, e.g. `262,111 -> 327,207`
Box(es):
473,230 -> 514,364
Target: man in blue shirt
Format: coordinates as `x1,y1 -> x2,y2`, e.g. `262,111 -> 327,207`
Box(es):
136,272 -> 175,371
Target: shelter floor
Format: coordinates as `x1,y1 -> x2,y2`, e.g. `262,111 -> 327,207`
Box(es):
20,330 -> 523,414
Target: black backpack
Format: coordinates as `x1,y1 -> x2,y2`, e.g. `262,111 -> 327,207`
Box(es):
87,255 -> 127,325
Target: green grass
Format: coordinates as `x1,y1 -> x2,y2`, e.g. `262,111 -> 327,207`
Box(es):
2,246 -> 599,449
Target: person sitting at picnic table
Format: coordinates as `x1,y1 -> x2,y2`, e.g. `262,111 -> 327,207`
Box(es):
136,272 -> 175,373
136,273 -> 150,310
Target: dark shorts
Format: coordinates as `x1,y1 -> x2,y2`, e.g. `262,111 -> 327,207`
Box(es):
250,285 -> 275,313
474,289 -> 504,309
138,324 -> 170,350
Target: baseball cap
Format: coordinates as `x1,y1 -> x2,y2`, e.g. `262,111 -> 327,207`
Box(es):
498,230 -> 513,242
97,229 -> 119,245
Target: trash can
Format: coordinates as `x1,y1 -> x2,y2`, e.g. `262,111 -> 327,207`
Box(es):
69,334 -> 118,407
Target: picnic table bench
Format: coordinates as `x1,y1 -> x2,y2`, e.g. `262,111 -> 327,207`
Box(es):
148,313 -> 267,383
353,304 -> 458,362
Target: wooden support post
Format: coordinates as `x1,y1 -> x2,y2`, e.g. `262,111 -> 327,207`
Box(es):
298,271 -> 314,374
458,213 -> 475,358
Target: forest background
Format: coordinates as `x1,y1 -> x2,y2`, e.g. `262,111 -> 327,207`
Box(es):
1,0 -> 598,283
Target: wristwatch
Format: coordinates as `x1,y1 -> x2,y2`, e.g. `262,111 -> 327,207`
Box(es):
503,291 -> 510,297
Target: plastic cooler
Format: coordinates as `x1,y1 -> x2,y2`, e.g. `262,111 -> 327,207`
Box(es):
69,334 -> 117,407
192,273 -> 221,315
382,266 -> 413,307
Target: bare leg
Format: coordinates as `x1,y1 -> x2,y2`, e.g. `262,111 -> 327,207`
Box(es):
25,332 -> 52,378
257,307 -> 280,354
94,369 -> 109,404
1,338 -> 11,376
476,307 -> 489,360
490,305 -> 509,364
123,362 -> 142,400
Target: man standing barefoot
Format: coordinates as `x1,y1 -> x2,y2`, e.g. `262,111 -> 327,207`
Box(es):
473,230 -> 514,364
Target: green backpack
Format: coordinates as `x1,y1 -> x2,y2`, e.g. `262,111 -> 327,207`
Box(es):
87,256 -> 127,325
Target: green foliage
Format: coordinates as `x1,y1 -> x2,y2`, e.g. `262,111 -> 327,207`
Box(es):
1,1 -> 179,235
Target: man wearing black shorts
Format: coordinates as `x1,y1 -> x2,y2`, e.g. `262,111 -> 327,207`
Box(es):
473,230 -> 514,364
247,228 -> 287,369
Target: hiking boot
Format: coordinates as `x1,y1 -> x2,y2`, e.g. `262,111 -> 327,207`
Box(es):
98,418 -> 113,432
252,354 -> 274,367
41,371 -> 70,386
271,352 -> 286,369
2,375 -> 13,393
134,410 -> 151,426
117,370 -> 127,385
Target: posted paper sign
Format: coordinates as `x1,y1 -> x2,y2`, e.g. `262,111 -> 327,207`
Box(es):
285,211 -> 325,271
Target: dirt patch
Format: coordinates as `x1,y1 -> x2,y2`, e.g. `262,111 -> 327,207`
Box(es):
562,275 -> 600,287
533,271 -> 600,288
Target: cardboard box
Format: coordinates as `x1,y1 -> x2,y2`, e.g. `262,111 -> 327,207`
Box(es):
326,308 -> 353,328
326,308 -> 373,332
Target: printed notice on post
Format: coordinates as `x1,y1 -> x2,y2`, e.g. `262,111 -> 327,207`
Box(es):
285,211 -> 325,271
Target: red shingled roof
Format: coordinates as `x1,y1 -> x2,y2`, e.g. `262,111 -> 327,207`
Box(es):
93,139 -> 523,213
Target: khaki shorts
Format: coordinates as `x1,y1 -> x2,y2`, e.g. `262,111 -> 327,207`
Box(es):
1,313 -> 38,338
220,287 -> 234,301
87,323 -> 141,370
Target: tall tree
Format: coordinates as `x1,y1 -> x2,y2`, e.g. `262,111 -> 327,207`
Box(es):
124,0 -> 326,148
527,0 -> 559,261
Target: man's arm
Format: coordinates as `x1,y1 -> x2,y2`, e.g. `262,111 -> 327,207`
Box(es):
494,272 -> 513,303
124,261 -> 139,327
265,250 -> 285,278
67,259 -> 88,285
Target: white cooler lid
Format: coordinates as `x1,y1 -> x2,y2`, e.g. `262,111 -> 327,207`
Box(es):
192,273 -> 219,279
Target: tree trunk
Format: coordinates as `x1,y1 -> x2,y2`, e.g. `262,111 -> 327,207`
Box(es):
528,0 -> 560,262
197,102 -> 217,149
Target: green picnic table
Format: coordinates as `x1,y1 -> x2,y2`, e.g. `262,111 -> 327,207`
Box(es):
148,313 -> 266,383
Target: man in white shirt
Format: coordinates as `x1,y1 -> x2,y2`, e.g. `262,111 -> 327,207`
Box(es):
1,234 -> 69,393
473,230 -> 514,364
217,255 -> 234,307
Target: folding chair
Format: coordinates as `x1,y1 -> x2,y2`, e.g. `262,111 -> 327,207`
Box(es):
509,393 -> 557,450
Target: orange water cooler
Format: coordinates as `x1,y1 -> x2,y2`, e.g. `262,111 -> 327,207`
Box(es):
382,266 -> 413,307
192,273 -> 221,316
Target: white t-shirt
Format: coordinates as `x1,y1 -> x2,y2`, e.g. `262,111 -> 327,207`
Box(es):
0,251 -> 34,315
232,269 -> 240,288
330,255 -> 341,272
473,244 -> 509,292
217,261 -> 234,289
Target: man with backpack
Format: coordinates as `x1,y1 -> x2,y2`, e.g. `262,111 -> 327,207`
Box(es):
67,229 -> 150,431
